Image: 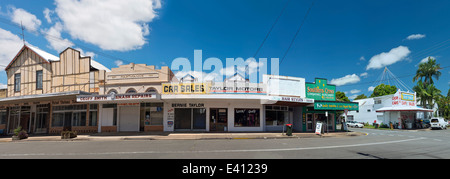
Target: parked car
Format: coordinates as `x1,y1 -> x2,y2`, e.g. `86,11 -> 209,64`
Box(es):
430,117 -> 448,130
347,121 -> 364,128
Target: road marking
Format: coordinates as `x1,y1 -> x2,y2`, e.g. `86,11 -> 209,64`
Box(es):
0,137 -> 426,157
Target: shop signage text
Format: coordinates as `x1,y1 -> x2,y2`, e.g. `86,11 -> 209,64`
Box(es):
314,101 -> 359,111
76,93 -> 156,102
163,83 -> 207,94
392,90 -> 416,107
305,78 -> 336,101
172,103 -> 205,108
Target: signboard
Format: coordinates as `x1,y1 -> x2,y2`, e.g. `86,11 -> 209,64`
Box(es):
269,96 -> 314,103
77,95 -> 113,102
305,78 -> 336,101
314,101 -> 359,111
315,122 -> 322,135
162,83 -> 208,94
163,82 -> 266,95
115,93 -> 155,100
392,90 -> 416,107
76,93 -> 156,102
209,82 -> 266,94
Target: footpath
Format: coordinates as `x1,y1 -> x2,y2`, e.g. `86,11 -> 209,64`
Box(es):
0,131 -> 366,142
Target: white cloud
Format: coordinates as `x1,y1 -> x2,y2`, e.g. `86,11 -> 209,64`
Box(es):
350,89 -> 361,94
406,34 -> 426,40
359,56 -> 365,61
43,22 -> 74,52
53,0 -> 162,51
368,86 -> 376,92
75,48 -> 96,58
114,60 -> 124,67
419,56 -> 434,64
366,46 -> 411,70
360,72 -> 368,78
0,28 -> 24,70
329,74 -> 361,86
349,94 -> 358,100
43,8 -> 54,23
10,7 -> 42,32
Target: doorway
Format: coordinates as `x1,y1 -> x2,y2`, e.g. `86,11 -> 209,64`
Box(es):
306,113 -> 313,131
210,108 -> 227,132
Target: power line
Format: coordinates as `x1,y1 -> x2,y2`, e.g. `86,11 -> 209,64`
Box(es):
279,0 -> 316,65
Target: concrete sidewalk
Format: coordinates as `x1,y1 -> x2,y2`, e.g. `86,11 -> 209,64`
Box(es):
0,131 -> 366,142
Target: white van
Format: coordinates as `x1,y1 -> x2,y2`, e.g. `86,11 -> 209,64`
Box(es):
430,117 -> 448,130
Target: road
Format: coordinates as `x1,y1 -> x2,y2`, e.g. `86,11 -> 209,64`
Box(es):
1,128 -> 449,159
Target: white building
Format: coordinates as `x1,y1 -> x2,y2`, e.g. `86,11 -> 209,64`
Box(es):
347,90 -> 433,129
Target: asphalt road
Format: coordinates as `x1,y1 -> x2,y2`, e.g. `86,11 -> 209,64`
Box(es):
1,128 -> 449,159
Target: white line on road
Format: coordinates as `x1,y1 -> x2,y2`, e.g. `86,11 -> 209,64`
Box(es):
0,137 -> 426,157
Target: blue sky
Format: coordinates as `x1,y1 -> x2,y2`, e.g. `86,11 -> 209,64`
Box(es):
0,0 -> 449,99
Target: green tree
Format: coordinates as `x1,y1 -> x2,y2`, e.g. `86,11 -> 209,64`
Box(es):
413,57 -> 442,85
369,84 -> 397,97
413,80 -> 441,111
336,91 -> 350,102
354,94 -> 367,100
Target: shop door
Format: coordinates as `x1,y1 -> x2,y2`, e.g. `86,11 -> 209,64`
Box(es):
306,113 -> 313,131
210,109 -> 227,132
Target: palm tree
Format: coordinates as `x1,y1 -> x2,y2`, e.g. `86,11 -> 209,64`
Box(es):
413,57 -> 442,85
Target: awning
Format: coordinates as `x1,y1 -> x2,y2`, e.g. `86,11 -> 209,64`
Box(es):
0,91 -> 91,105
261,96 -> 314,106
376,106 -> 433,112
77,93 -> 160,104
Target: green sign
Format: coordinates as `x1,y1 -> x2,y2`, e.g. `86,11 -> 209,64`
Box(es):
314,102 -> 359,111
306,78 -> 336,101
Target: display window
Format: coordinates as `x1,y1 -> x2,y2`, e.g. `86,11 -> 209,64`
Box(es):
234,109 -> 260,127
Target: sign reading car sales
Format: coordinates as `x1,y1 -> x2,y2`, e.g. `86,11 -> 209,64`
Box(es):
162,83 -> 208,94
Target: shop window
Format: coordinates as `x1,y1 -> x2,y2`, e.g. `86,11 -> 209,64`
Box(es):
174,108 -> 206,130
89,104 -> 98,126
72,112 -> 87,126
265,105 -> 290,126
52,104 -> 88,127
234,109 -> 260,127
0,110 -> 6,125
140,103 -> 163,128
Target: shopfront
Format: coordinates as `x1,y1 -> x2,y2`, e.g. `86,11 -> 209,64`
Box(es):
304,78 -> 359,132
77,92 -> 162,132
163,95 -> 264,132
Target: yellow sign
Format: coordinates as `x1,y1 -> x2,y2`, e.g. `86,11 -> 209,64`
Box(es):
162,83 -> 209,94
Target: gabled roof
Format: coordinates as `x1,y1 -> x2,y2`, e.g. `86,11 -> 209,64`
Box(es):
5,44 -> 111,72
5,44 -> 59,70
91,59 -> 111,72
